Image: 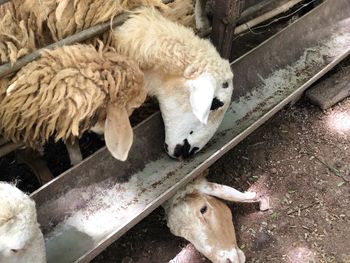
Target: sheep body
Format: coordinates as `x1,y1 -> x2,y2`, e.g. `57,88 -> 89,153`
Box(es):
0,44 -> 145,153
0,9 -> 36,64
1,0 -> 169,45
0,182 -> 46,263
0,0 -> 199,66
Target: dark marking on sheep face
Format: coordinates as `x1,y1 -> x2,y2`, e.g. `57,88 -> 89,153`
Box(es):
173,139 -> 199,158
210,97 -> 224,111
222,82 -> 229,89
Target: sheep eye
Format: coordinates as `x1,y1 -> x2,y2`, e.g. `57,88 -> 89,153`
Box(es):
200,205 -> 208,214
222,82 -> 229,89
210,97 -> 224,111
11,249 -> 18,253
190,131 -> 193,135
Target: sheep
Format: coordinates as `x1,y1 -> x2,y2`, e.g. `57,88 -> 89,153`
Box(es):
0,3 -> 230,160
110,7 -> 234,158
163,171 -> 259,263
0,9 -> 36,64
0,0 -> 206,54
0,182 -> 46,263
0,0 -> 169,46
0,43 -> 146,161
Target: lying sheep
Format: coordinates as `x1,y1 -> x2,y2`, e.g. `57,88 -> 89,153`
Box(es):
111,7 -> 234,158
164,171 -> 258,263
0,43 -> 146,161
0,182 -> 46,263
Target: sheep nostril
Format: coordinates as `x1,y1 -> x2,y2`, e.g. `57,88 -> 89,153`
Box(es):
164,143 -> 169,153
173,144 -> 183,158
226,259 -> 232,263
181,139 -> 191,158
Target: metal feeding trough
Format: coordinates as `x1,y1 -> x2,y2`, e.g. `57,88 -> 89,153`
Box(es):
30,0 -> 350,262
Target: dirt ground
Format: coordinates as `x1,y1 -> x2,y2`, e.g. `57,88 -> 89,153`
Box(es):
93,94 -> 350,262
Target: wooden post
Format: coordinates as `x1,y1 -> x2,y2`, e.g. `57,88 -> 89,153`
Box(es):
211,0 -> 242,59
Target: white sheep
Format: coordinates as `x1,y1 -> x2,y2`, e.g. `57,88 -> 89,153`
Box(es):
0,182 -> 46,263
111,7 -> 234,158
164,171 -> 259,263
0,43 -> 146,161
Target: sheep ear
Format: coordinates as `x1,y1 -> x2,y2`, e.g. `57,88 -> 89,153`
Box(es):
197,181 -> 257,203
188,74 -> 215,124
105,104 -> 133,161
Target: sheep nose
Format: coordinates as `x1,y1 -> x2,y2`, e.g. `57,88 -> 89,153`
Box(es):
173,140 -> 200,158
226,260 -> 232,263
173,139 -> 191,158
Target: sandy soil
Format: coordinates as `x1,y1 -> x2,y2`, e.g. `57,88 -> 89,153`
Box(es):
93,95 -> 350,262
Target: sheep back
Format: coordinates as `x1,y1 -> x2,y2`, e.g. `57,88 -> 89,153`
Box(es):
0,10 -> 36,65
0,44 -> 145,149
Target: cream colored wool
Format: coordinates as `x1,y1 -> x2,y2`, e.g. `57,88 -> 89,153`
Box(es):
111,7 -> 229,78
1,0 -> 169,43
1,0 -> 195,45
163,0 -> 195,29
0,10 -> 36,65
0,1 -> 53,48
0,0 -> 196,65
0,44 -> 145,150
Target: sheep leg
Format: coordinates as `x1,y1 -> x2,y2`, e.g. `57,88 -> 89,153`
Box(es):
65,139 -> 83,166
16,148 -> 54,185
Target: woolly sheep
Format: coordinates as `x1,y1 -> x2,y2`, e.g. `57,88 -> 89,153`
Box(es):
0,182 -> 46,263
164,171 -> 258,263
0,0 -> 169,45
0,9 -> 36,64
111,7 -> 234,158
0,44 -> 146,161
0,0 -> 203,55
0,3 -> 230,159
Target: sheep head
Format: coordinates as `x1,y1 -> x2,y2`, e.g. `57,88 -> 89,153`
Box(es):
0,182 -> 46,263
146,62 -> 233,159
164,175 -> 257,263
112,7 -> 233,159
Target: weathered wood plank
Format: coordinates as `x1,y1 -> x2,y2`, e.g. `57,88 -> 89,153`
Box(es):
306,65 -> 350,109
211,0 -> 242,58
